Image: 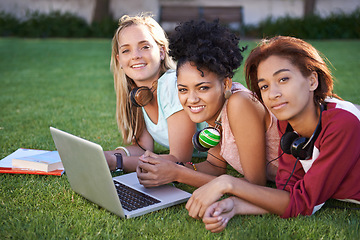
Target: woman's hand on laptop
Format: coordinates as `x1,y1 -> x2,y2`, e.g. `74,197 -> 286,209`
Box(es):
136,151 -> 179,187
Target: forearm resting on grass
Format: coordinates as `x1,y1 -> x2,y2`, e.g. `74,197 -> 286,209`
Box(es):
222,176 -> 290,216
186,174 -> 290,219
202,196 -> 269,233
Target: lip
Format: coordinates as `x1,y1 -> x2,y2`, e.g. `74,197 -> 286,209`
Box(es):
271,102 -> 287,110
188,105 -> 205,113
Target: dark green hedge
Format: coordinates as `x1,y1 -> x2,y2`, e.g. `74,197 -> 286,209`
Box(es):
0,11 -> 117,38
244,8 -> 360,39
1,8 -> 359,39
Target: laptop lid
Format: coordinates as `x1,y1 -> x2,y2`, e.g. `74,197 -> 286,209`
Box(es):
50,127 -> 191,218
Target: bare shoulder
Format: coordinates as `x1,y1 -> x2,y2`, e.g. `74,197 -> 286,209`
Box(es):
227,91 -> 266,117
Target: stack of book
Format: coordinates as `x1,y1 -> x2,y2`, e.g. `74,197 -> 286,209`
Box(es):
0,148 -> 64,176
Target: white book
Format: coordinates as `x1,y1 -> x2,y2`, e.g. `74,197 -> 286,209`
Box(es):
12,151 -> 63,172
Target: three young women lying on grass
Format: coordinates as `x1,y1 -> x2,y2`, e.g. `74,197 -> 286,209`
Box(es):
105,15 -> 359,233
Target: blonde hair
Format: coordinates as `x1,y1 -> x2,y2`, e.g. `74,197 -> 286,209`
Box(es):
110,13 -> 175,144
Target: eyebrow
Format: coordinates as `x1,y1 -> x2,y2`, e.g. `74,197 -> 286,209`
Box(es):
119,40 -> 150,49
177,81 -> 212,87
257,68 -> 290,83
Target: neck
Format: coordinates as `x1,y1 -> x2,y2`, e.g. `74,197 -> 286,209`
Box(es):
207,103 -> 225,128
289,104 -> 321,138
133,70 -> 162,89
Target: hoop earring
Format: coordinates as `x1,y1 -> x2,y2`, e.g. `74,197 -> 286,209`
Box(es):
224,90 -> 232,99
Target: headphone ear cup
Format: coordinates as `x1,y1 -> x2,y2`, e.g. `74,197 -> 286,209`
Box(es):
192,127 -> 221,152
281,104 -> 324,159
291,137 -> 310,160
130,88 -> 142,107
280,131 -> 299,155
192,130 -> 210,152
130,87 -> 153,107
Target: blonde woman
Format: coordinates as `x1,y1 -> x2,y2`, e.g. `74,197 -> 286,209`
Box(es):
104,14 -> 206,172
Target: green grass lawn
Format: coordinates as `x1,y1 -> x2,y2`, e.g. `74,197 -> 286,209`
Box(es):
0,38 -> 359,239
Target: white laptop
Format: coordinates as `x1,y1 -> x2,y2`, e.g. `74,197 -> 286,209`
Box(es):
50,127 -> 191,218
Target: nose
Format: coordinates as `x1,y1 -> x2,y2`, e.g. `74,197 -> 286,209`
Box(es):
268,84 -> 282,100
131,49 -> 141,60
187,90 -> 200,104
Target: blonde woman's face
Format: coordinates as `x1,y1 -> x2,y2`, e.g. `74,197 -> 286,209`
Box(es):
117,24 -> 165,87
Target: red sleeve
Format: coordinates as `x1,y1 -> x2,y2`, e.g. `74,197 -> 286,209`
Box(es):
276,109 -> 360,218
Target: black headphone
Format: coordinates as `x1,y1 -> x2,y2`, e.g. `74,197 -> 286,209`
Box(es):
192,112 -> 222,152
280,104 -> 325,160
129,81 -> 158,107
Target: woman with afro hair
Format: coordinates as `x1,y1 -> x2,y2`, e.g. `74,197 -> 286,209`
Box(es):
137,20 -> 280,192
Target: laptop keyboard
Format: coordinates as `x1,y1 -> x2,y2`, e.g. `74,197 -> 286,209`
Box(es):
113,180 -> 161,211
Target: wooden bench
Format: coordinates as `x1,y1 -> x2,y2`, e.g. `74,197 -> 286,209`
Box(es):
159,5 -> 243,32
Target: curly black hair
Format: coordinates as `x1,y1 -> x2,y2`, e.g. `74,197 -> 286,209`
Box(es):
169,19 -> 246,78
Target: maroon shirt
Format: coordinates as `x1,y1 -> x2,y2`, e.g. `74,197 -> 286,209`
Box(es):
275,99 -> 360,218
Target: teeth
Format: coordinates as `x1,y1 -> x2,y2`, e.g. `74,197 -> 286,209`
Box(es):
190,106 -> 205,111
132,64 -> 146,68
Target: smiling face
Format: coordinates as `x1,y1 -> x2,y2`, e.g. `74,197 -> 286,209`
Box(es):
177,62 -> 227,125
116,24 -> 165,87
257,55 -> 318,123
